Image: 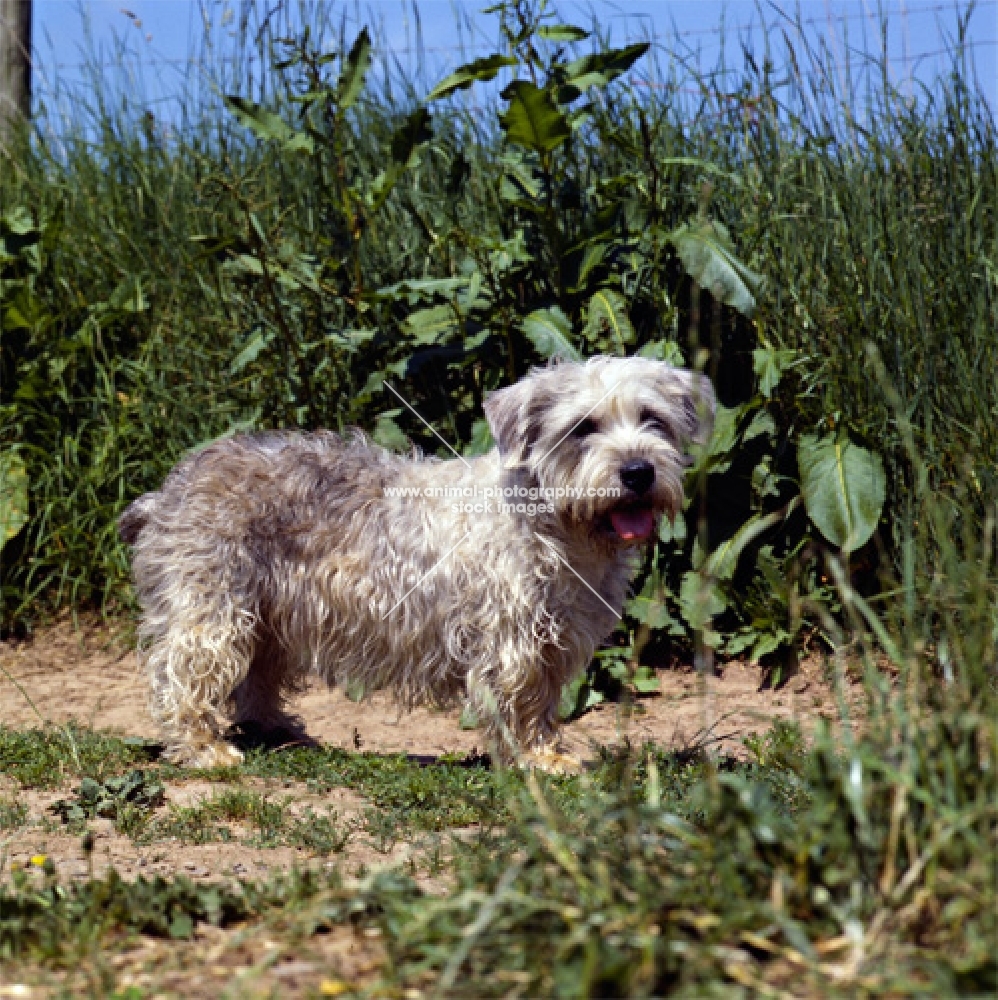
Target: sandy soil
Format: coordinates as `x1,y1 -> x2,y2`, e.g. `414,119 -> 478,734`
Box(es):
0,615 -> 860,757
0,616 -> 868,996
0,616 -> 864,886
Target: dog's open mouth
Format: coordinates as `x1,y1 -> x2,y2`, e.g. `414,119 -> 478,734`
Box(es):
607,505 -> 656,543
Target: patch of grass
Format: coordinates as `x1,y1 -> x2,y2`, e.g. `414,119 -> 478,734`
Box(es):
284,808 -> 354,856
0,797 -> 28,832
244,746 -> 511,833
50,770 -> 165,829
0,865 -> 381,962
374,706 -> 995,998
0,725 -> 153,789
142,787 -> 351,857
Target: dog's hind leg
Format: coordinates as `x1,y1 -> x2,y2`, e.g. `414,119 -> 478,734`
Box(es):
142,605 -> 257,768
231,638 -> 309,747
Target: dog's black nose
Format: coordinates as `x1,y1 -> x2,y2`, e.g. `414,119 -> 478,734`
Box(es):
620,459 -> 655,495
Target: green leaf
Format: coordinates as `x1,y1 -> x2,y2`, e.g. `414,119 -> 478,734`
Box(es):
631,665 -> 660,694
373,413 -> 409,453
230,327 -> 273,374
0,450 -> 28,549
538,24 -> 590,42
670,219 -> 765,317
427,54 -> 517,101
638,339 -> 685,366
404,305 -> 459,345
465,418 -> 495,458
798,433 -> 886,552
336,28 -> 373,111
744,410 -> 776,442
678,570 -> 727,632
365,108 -> 434,213
500,81 -> 571,154
753,346 -> 798,398
693,402 -> 740,475
522,306 -> 580,361
584,289 -> 635,351
702,502 -> 799,583
224,96 -> 314,153
558,672 -> 604,721
563,42 -> 650,90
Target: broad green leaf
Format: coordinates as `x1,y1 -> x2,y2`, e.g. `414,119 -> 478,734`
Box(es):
365,108 -> 433,212
584,288 -> 635,350
0,450 -> 28,549
464,418 -> 494,458
367,166 -> 404,214
224,96 -> 313,153
376,277 -> 469,303
573,241 -> 609,289
702,501 -> 799,582
336,28 -> 373,111
638,339 -> 685,366
799,433 -> 886,552
538,24 -> 590,42
743,410 -> 777,442
631,665 -> 660,694
404,305 -> 459,345
563,42 -> 650,91
522,306 -> 580,361
692,402 -> 739,474
753,345 -> 798,398
427,54 -> 517,101
558,672 -> 604,721
500,81 -> 571,154
373,412 -> 409,452
670,219 -> 765,318
678,570 -> 727,632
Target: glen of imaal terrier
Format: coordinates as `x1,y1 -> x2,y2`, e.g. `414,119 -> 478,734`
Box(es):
120,356 -> 714,770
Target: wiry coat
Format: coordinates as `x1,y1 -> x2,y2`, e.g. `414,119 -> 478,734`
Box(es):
120,357 -> 713,767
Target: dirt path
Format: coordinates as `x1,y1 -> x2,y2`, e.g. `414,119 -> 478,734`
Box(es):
1,616 -> 859,758
0,618 -> 867,996
0,616 -> 864,889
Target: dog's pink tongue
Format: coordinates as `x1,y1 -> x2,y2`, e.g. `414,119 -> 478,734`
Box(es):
610,508 -> 655,542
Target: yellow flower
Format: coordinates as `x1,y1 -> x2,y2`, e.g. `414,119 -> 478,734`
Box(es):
319,981 -> 351,997
29,854 -> 47,867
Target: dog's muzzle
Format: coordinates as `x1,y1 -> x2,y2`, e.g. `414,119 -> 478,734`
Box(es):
619,459 -> 655,495
607,459 -> 658,543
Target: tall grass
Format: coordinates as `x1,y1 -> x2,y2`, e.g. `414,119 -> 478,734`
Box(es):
0,0 -> 993,632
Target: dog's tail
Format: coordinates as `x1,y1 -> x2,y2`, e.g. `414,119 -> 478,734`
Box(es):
118,493 -> 159,546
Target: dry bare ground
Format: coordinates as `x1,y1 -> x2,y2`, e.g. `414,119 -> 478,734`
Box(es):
0,617 -> 865,997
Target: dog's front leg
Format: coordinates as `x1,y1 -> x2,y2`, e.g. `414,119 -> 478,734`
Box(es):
467,652 -> 583,775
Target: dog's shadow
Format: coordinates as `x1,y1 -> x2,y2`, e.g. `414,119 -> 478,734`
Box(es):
225,722 -> 493,769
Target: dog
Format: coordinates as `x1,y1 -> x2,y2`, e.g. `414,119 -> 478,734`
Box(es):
119,356 -> 714,770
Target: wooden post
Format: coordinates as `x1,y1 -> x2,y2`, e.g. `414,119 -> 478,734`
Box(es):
0,0 -> 32,148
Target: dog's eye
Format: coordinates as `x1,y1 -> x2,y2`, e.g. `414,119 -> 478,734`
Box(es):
572,418 -> 598,439
641,411 -> 675,442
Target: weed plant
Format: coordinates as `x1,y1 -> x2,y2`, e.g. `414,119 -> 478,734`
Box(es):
0,0 -> 992,667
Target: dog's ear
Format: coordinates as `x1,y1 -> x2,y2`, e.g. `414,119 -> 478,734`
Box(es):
680,371 -> 716,446
484,380 -> 530,463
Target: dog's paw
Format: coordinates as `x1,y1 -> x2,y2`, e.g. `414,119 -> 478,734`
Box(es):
519,747 -> 583,775
169,740 -> 245,769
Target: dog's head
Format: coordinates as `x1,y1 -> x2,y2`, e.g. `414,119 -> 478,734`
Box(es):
484,356 -> 714,547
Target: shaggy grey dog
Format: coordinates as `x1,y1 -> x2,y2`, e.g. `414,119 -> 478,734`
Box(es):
120,356 -> 714,770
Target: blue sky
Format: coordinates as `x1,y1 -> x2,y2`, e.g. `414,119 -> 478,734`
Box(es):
30,0 -> 997,119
